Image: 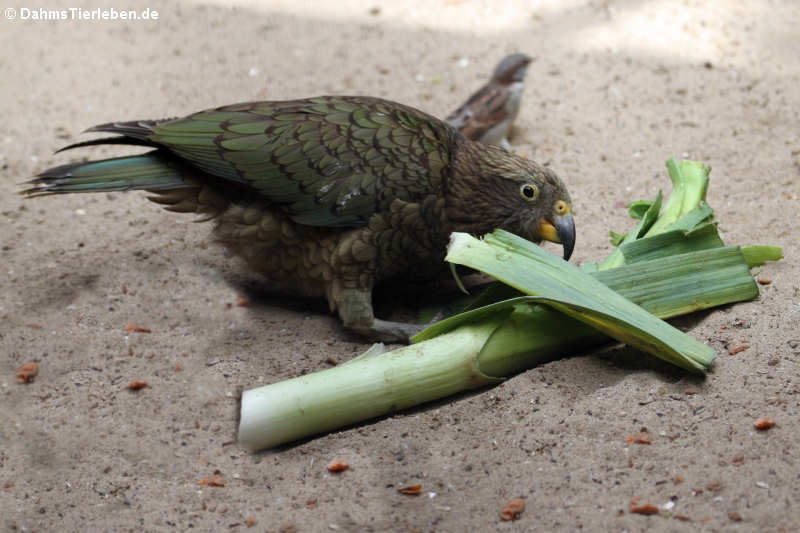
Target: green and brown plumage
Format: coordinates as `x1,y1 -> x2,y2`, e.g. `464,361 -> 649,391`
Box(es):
24,96 -> 575,341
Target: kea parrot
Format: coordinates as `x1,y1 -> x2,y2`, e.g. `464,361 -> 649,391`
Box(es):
25,96 -> 575,342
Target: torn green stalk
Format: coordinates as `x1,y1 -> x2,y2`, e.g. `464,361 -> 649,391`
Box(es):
599,158 -> 712,270
441,231 -> 715,372
432,243 -> 758,377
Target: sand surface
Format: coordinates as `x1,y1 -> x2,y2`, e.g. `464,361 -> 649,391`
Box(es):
2,0 -> 799,531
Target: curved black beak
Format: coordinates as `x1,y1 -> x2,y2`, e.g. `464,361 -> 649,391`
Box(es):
537,213 -> 576,261
555,213 -> 576,261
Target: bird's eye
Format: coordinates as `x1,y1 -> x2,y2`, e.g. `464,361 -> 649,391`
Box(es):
519,183 -> 539,201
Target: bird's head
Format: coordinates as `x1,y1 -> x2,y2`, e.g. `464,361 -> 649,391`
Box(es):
447,143 -> 576,260
492,53 -> 533,85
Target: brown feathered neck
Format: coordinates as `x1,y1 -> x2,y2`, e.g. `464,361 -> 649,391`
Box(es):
443,138 -> 528,233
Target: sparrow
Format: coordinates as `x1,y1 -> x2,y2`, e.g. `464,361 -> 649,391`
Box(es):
446,53 -> 533,148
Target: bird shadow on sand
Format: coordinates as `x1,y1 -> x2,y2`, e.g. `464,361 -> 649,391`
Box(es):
223,272 -> 474,336
226,276 -> 332,317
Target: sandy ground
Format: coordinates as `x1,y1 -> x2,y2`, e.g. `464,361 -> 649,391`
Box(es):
2,0 -> 799,531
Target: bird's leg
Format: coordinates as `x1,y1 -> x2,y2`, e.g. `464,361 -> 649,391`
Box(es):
336,287 -> 425,343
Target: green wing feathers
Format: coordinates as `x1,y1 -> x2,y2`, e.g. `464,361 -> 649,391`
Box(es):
28,96 -> 457,229
150,97 -> 455,227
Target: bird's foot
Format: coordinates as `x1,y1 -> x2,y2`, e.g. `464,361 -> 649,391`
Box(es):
336,287 -> 444,343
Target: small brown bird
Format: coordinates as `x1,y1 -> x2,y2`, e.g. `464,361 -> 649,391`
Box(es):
25,96 -> 574,341
447,53 -> 533,148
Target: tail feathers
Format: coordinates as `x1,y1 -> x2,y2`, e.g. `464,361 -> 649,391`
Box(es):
23,152 -> 193,197
24,152 -> 229,221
